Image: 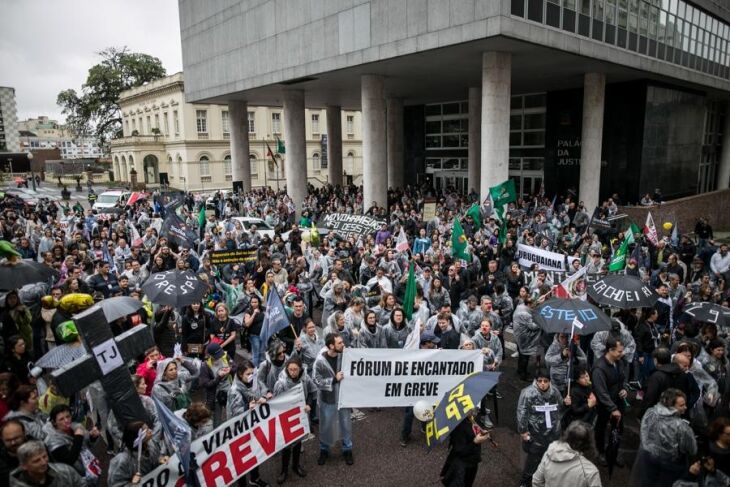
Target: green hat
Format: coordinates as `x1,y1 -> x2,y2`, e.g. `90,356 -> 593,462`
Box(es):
56,320 -> 79,342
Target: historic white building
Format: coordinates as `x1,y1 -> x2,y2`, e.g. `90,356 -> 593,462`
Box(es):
111,72 -> 363,191
18,116 -> 104,159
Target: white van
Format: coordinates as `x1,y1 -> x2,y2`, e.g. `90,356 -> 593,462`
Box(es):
93,190 -> 131,210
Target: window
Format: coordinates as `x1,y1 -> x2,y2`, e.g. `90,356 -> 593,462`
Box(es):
199,155 -> 210,176
132,119 -> 137,131
346,115 -> 355,139
249,154 -> 258,176
312,114 -> 320,134
196,110 -> 208,133
146,116 -> 151,134
424,102 -> 469,149
163,112 -> 169,135
272,112 -> 281,134
312,152 -> 320,169
248,111 -> 255,133
509,93 -> 547,148
224,155 -> 232,175
222,111 -> 230,135
173,111 -> 179,135
124,120 -> 129,135
154,114 -> 160,130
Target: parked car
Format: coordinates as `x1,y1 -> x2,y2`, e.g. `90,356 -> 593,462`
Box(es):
227,217 -> 276,240
93,190 -> 131,210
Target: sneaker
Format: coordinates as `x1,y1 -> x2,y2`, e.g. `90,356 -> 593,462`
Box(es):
399,435 -> 409,447
317,451 -> 328,466
248,479 -> 269,487
351,409 -> 366,421
276,471 -> 287,485
343,450 -> 354,465
292,465 -> 307,478
302,432 -> 316,442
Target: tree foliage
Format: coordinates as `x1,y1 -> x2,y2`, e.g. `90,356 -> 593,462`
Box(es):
57,47 -> 166,149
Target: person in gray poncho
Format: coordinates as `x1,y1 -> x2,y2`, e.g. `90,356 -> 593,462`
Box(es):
471,318 -> 503,370
382,307 -> 411,349
298,319 -> 324,373
630,388 -> 697,486
151,357 -> 199,412
513,298 -> 542,381
273,356 -> 316,484
516,368 -> 569,487
3,386 -> 48,443
44,404 -> 100,479
591,319 -> 636,364
312,332 -> 353,466
545,333 -> 587,394
107,422 -> 164,487
10,440 -> 83,487
258,338 -> 298,392
323,311 -> 354,347
106,374 -> 161,453
356,310 -> 387,348
226,359 -> 271,487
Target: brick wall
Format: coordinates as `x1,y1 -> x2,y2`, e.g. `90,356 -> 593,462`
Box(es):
619,189 -> 730,235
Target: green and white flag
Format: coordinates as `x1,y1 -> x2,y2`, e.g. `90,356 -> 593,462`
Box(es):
489,180 -> 517,211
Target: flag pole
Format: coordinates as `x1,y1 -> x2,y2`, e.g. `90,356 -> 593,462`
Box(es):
567,321 -> 575,398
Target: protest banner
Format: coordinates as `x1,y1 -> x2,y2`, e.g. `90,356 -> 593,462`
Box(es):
322,213 -> 384,237
209,249 -> 258,266
516,243 -> 567,272
338,349 -> 482,408
422,198 -> 437,221
140,385 -> 308,487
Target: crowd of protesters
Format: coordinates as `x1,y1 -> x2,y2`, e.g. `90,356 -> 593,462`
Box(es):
0,181 -> 727,487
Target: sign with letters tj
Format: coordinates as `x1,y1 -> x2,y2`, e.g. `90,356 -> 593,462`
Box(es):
92,339 -> 123,376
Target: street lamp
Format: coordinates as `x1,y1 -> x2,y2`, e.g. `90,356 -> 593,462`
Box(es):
27,152 -> 36,190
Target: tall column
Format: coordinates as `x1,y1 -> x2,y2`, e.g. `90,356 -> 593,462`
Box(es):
326,105 -> 343,186
386,98 -> 404,189
717,101 -> 730,189
480,52 -> 512,200
283,90 -> 307,215
468,87 -> 482,196
361,75 -> 388,209
579,72 -> 606,211
229,101 -> 251,192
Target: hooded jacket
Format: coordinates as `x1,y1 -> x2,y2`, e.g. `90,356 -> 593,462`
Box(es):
226,374 -> 270,418
544,336 -> 587,391
516,382 -> 564,447
590,322 -> 636,363
592,355 -> 627,413
298,331 -> 324,373
322,313 -> 355,347
106,441 -> 161,487
640,403 -> 697,462
513,303 -> 541,356
258,341 -> 296,391
532,441 -> 601,487
10,462 -> 83,487
44,423 -> 93,475
472,330 -> 503,367
641,363 -> 694,416
312,347 -> 341,405
3,410 -> 47,442
382,320 -> 411,349
356,322 -> 387,349
150,358 -> 199,411
273,367 -> 316,402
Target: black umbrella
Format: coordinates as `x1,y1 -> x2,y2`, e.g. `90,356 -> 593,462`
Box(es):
587,275 -> 659,309
141,270 -> 208,307
74,296 -> 144,322
0,261 -> 58,290
533,298 -> 612,335
606,416 -> 622,479
681,302 -> 730,327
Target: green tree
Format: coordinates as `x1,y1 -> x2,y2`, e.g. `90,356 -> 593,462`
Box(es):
57,47 -> 166,148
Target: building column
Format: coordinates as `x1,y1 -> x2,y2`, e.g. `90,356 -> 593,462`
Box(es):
386,98 -> 404,189
480,52 -> 512,200
283,90 -> 307,215
717,101 -> 730,190
361,75 -> 388,209
579,72 -> 606,211
326,105 -> 343,186
229,101 -> 251,192
468,87 -> 482,197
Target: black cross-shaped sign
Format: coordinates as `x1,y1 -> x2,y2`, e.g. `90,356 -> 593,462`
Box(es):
52,306 -> 155,428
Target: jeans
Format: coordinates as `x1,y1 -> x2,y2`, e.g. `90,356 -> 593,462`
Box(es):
401,407 -> 414,439
318,402 -> 352,453
250,335 -> 262,367
638,352 -> 655,385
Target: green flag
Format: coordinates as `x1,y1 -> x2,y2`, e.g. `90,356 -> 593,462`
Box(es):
403,262 -> 417,321
276,135 -> 285,154
489,180 -> 517,210
451,218 -> 471,262
627,222 -> 641,244
608,235 -> 630,272
465,204 -> 482,230
498,217 -> 509,245
198,205 -> 206,228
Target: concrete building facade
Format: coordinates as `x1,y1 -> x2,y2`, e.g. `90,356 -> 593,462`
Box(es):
178,0 -> 730,210
18,116 -> 104,159
110,73 -> 363,191
0,87 -> 20,153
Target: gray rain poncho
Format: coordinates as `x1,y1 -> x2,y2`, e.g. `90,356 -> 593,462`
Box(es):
513,303 -> 541,356
472,331 -> 503,367
516,382 -> 564,447
544,336 -> 587,391
356,322 -> 387,348
226,374 -> 270,417
639,403 -> 697,462
150,357 -> 199,411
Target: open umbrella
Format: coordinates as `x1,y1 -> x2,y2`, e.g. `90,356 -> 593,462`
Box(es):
74,296 -> 144,322
533,298 -> 612,335
141,270 -> 208,308
587,274 -> 659,309
425,372 -> 500,447
36,343 -> 86,369
0,260 -> 58,290
681,302 -> 730,327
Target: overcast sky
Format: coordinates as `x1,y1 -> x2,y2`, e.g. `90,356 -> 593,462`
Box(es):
0,0 -> 182,122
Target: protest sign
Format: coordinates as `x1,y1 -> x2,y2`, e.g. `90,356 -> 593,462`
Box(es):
522,269 -> 608,287
422,198 -> 437,221
322,213 -> 384,237
161,212 -> 197,249
209,249 -> 257,266
140,385 -> 308,487
516,243 -> 567,272
338,349 -> 482,408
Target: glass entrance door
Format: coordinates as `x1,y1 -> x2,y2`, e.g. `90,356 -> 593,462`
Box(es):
509,157 -> 544,197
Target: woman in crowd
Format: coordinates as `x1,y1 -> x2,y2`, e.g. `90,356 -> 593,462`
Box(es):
45,404 -> 100,477
209,302 -> 238,360
180,302 -> 210,359
198,343 -> 234,426
243,295 -> 266,366
151,357 -> 199,411
4,384 -> 48,441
